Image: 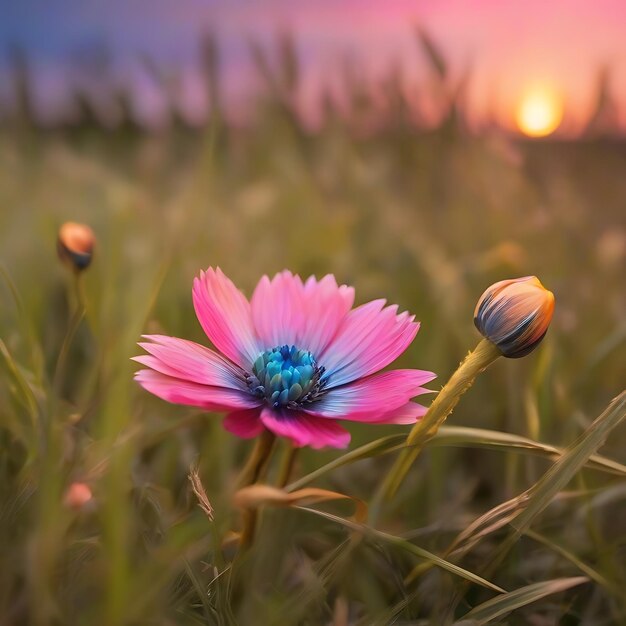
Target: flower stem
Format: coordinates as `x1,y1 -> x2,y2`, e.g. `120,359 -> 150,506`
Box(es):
276,444 -> 298,488
376,338 -> 501,508
236,429 -> 276,488
237,429 -> 276,548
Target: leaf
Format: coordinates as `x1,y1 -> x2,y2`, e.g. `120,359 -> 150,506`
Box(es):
233,484 -> 367,522
430,425 -> 626,476
457,576 -> 588,624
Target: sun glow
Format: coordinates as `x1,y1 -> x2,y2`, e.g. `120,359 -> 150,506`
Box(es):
515,85 -> 564,137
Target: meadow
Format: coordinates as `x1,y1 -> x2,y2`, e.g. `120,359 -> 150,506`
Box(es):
0,51 -> 625,624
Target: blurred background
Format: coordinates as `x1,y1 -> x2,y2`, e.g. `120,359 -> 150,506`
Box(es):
0,1 -> 625,624
2,0 -> 626,134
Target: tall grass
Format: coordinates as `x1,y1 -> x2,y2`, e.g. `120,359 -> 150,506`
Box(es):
0,34 -> 625,625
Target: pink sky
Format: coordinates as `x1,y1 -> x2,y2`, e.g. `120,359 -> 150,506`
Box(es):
211,0 -> 626,131
3,0 -> 625,132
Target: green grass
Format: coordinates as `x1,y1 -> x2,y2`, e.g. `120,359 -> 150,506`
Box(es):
0,113 -> 625,625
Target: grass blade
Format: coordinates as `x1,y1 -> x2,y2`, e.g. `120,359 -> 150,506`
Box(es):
0,263 -> 45,380
295,506 -> 505,594
457,576 -> 588,624
288,421 -> 626,497
511,391 -> 626,536
429,392 -> 626,574
524,529 -> 620,595
430,425 -> 626,476
0,338 -> 40,425
286,434 -> 405,492
285,416 -> 626,500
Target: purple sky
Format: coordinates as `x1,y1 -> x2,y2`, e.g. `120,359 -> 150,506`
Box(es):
1,0 -> 625,131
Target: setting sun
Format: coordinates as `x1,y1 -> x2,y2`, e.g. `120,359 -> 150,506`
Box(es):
515,85 -> 564,137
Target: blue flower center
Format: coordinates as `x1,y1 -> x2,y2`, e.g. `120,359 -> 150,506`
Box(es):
246,345 -> 328,409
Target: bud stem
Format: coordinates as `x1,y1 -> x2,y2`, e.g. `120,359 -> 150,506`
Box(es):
53,273 -> 87,396
377,338 -> 501,506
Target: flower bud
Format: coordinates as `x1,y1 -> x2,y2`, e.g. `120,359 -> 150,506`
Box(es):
474,276 -> 555,358
63,482 -> 93,510
57,222 -> 95,271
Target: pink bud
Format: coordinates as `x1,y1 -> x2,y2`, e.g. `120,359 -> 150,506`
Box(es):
63,482 -> 93,510
474,276 -> 555,358
57,222 -> 95,271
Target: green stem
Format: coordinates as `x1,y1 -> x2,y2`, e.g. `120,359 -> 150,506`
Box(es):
277,444 -> 298,488
53,272 -> 86,397
237,429 -> 276,548
236,429 -> 276,488
374,338 -> 501,513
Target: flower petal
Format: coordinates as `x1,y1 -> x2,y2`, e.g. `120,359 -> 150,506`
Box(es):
363,401 -> 428,424
251,272 -> 354,357
223,409 -> 264,438
192,267 -> 261,368
304,369 -> 435,423
260,407 -> 351,449
250,271 -> 306,348
319,300 -> 420,387
133,335 -> 248,390
300,275 -> 355,356
135,370 -> 262,411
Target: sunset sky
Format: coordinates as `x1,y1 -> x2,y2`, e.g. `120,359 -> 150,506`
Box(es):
1,0 -> 625,133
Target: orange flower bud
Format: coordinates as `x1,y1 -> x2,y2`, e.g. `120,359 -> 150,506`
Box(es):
63,482 -> 93,510
474,276 -> 555,358
57,222 -> 95,271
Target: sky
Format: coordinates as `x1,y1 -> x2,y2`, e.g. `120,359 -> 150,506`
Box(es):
1,0 -> 625,132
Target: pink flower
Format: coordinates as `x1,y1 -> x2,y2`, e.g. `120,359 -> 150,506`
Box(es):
134,268 -> 435,449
